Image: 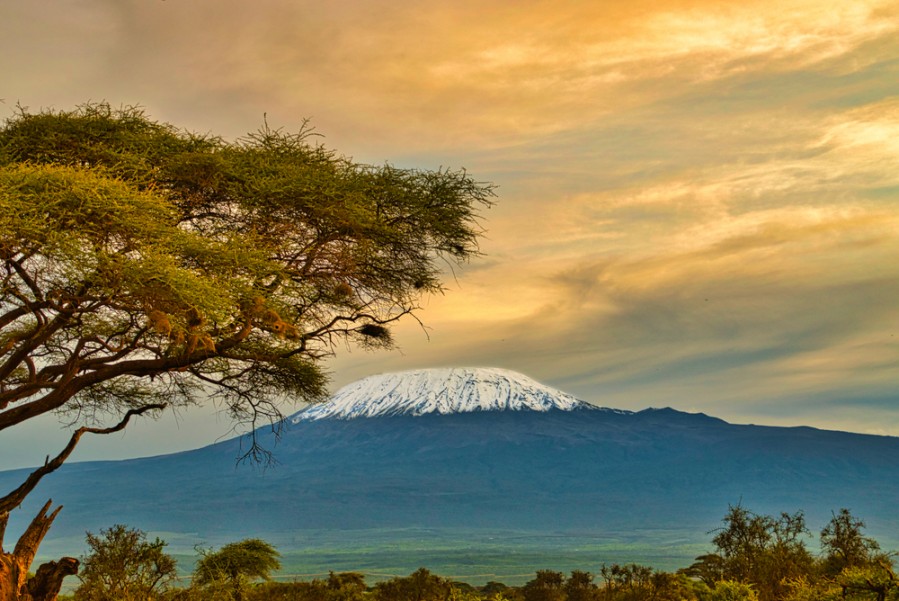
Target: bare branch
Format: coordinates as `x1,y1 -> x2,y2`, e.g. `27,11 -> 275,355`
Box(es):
0,511 -> 7,552
0,403 -> 167,514
12,499 -> 63,569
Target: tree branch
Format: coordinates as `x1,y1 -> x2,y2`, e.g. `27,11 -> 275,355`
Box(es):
0,511 -> 7,553
0,310 -> 72,385
8,257 -> 45,305
12,499 -> 62,569
0,351 -> 197,431
0,403 -> 167,514
0,304 -> 41,333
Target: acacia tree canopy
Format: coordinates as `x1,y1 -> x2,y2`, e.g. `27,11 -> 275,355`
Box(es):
75,524 -> 177,601
0,102 -> 493,511
193,538 -> 280,601
820,508 -> 882,576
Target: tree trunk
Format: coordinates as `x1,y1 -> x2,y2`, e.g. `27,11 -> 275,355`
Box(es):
0,501 -> 78,601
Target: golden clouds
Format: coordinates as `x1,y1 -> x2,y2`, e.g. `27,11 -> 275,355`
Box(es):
313,0 -> 899,146
817,100 -> 899,179
19,0 -> 888,152
4,0 -> 899,436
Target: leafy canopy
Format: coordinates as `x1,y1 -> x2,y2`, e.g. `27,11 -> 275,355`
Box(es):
0,103 -> 493,512
820,508 -> 883,576
193,538 -> 281,601
74,524 -> 177,601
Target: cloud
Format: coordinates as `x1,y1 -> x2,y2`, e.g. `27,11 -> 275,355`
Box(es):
8,0 -> 895,151
322,8 -> 899,435
2,0 -> 899,464
325,146 -> 899,430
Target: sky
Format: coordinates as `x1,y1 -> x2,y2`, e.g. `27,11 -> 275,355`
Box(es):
1,0 -> 898,469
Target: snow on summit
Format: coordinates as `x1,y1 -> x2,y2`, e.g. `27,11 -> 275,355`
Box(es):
292,367 -> 594,421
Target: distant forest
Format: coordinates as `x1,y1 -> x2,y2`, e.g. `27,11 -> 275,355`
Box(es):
59,505 -> 896,601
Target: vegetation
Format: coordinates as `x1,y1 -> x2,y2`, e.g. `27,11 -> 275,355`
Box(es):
74,525 -> 177,601
683,505 -> 813,600
193,539 -> 281,601
53,504 -> 896,601
819,508 -> 884,577
0,103 -> 493,599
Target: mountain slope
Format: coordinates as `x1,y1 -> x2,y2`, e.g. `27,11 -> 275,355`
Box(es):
1,368 -> 898,565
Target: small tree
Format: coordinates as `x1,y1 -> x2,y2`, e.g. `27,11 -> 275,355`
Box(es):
703,504 -> 811,601
819,508 -> 882,577
564,571 -> 595,601
324,571 -> 367,601
597,564 -> 653,600
681,553 -> 726,587
74,524 -> 176,601
523,570 -> 565,601
710,505 -> 775,584
372,568 -> 452,601
193,539 -> 281,601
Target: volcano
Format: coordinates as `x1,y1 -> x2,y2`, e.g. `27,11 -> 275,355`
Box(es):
2,367 -> 898,569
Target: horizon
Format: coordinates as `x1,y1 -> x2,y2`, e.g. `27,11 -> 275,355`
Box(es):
1,0 -> 898,469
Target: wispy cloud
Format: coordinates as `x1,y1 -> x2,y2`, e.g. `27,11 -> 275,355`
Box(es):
1,0 -> 898,462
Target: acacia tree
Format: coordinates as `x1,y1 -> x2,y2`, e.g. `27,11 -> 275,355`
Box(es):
0,103 -> 493,600
371,568 -> 453,601
193,539 -> 280,601
820,508 -> 882,577
687,505 -> 811,601
523,570 -> 566,601
74,524 -> 177,601
564,570 -> 596,601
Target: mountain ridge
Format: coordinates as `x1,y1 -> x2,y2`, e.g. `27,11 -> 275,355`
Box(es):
1,368 -> 898,572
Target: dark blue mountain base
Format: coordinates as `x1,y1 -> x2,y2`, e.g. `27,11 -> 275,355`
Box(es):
2,406 -> 898,567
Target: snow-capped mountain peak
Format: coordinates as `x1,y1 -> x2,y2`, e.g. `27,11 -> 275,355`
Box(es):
292,367 -> 608,421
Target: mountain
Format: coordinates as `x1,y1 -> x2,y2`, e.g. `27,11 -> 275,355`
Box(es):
2,367 -> 899,574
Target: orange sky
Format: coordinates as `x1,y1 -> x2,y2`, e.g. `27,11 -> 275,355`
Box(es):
1,0 -> 898,466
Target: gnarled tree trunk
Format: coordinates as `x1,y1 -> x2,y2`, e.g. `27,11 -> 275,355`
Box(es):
0,501 -> 78,601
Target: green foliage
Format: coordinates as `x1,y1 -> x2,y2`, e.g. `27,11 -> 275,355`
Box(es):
684,505 -> 812,601
220,571 -> 368,601
324,571 -> 368,601
0,103 -> 494,514
681,554 -> 726,587
648,572 -> 704,601
836,563 -> 899,601
522,570 -> 566,601
702,581 -> 758,601
820,508 -> 883,577
780,576 -> 842,601
481,582 -> 515,598
73,524 -> 177,601
193,539 -> 281,601
372,568 -> 454,601
563,571 -> 596,601
678,504 -> 899,601
598,563 -> 652,595
50,506 -> 899,601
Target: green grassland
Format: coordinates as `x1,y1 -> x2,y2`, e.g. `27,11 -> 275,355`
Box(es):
42,524 -> 899,588
159,528 -> 710,586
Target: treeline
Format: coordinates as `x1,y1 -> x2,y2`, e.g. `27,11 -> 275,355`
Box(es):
59,505 -> 897,601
